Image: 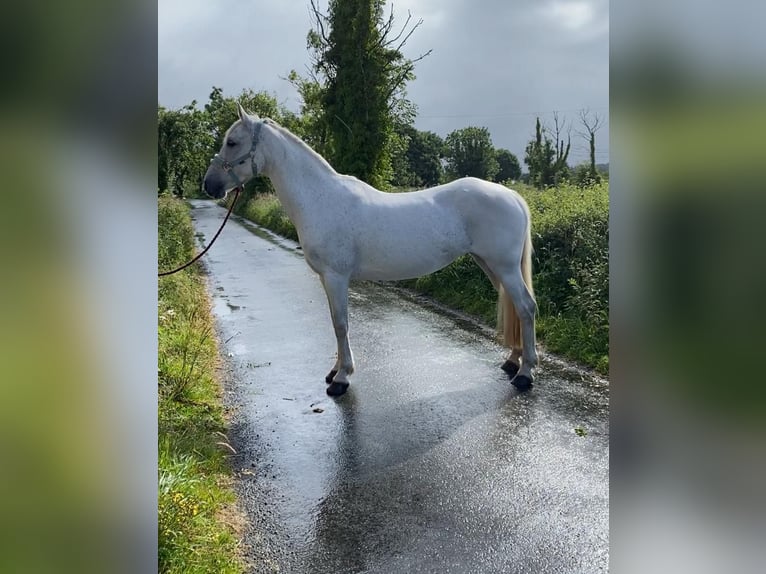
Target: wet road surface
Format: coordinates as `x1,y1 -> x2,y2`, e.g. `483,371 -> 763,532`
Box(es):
190,200 -> 609,574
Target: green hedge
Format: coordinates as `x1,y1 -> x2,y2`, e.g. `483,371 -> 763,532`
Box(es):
523,182 -> 609,372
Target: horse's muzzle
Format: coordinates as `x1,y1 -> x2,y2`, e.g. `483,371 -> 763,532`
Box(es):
202,172 -> 226,199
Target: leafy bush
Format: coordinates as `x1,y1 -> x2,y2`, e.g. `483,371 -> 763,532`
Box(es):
521,182 -> 609,321
512,182 -> 608,370
158,193 -> 195,272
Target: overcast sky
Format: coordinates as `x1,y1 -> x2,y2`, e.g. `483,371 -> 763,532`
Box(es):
159,0 -> 609,166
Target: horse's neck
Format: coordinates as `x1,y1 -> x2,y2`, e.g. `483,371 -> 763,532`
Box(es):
261,126 -> 338,230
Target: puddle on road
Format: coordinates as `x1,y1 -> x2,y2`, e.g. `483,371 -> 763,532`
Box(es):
213,297 -> 242,316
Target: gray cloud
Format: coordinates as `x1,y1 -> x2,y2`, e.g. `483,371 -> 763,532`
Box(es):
159,0 -> 608,165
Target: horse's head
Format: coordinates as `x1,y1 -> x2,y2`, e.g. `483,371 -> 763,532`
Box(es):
203,104 -> 263,199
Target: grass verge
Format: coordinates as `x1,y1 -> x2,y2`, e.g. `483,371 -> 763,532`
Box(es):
158,193 -> 244,574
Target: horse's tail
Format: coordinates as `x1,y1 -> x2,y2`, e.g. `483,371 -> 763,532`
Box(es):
497,207 -> 534,349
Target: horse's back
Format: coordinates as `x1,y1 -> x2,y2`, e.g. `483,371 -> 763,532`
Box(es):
429,177 -> 529,230
345,177 -> 528,280
352,176 -> 529,247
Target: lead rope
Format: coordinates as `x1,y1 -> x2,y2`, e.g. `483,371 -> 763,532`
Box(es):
158,186 -> 241,277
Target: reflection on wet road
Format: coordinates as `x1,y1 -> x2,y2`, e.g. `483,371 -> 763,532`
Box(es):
190,200 -> 608,574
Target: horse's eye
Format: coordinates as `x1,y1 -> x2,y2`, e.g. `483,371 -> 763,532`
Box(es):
226,140 -> 237,147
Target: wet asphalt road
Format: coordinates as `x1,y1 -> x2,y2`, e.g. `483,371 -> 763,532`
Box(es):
190,200 -> 609,574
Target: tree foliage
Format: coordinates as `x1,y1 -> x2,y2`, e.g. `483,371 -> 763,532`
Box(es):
524,116 -> 570,189
304,0 -> 429,188
389,123 -> 416,188
571,162 -> 602,188
524,118 -> 553,189
444,126 -> 499,181
549,112 -> 571,183
287,70 -> 330,155
495,148 -> 521,183
204,87 -> 293,150
158,102 -> 213,196
157,88 -> 292,196
407,129 -> 444,187
577,109 -> 604,185
388,124 -> 444,188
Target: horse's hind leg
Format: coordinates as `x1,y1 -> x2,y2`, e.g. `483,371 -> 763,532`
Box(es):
471,254 -> 522,375
497,268 -> 538,389
319,271 -> 355,397
471,254 -> 500,291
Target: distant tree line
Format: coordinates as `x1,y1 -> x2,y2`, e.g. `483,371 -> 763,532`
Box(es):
158,0 -> 605,195
158,86 -> 604,196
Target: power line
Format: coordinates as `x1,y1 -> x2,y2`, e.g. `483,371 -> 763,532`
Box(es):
418,107 -> 608,119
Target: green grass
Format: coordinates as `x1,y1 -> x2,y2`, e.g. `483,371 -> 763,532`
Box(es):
158,194 -> 244,574
537,313 -> 609,374
240,194 -> 299,242
230,182 -> 609,375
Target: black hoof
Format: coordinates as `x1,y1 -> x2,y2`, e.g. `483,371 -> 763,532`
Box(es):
511,374 -> 533,391
325,370 -> 337,384
326,381 -> 349,397
501,360 -> 520,377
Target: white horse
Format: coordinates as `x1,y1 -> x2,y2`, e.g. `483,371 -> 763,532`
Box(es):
204,105 -> 537,396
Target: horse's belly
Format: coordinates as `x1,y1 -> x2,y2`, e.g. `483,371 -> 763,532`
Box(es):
354,235 -> 467,281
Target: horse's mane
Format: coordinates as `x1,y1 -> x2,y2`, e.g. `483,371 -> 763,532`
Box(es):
263,118 -> 337,174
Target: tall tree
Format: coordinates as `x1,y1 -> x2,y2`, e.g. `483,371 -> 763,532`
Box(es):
306,0 -> 430,188
524,114 -> 572,189
444,126 -> 499,181
578,108 -> 604,184
524,117 -> 555,189
494,148 -> 521,183
549,111 -> 571,184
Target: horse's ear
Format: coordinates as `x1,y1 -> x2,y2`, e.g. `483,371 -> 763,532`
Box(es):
237,103 -> 250,123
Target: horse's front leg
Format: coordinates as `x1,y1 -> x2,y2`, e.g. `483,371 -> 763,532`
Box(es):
320,271 -> 354,396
